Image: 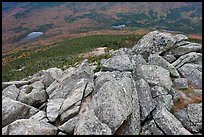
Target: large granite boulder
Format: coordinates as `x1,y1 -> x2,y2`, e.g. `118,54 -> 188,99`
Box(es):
2,119 -> 58,135
47,60 -> 94,99
178,63 -> 202,88
101,50 -> 133,71
132,30 -> 176,59
92,71 -> 137,133
135,65 -> 172,91
153,107 -> 192,135
58,116 -> 79,134
2,84 -> 20,100
174,103 -> 202,133
148,54 -> 180,77
74,109 -> 112,135
2,96 -> 39,127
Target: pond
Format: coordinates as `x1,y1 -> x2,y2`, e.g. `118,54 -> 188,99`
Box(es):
112,24 -> 126,29
21,32 -> 44,42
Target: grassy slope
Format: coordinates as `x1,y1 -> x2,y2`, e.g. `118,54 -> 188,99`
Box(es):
2,34 -> 141,82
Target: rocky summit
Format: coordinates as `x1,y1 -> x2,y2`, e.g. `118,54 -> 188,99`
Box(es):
2,30 -> 202,135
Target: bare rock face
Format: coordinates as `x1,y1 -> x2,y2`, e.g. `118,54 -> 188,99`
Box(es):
2,30 -> 202,135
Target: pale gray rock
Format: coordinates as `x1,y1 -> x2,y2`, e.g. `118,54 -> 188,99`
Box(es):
150,86 -> 168,98
135,65 -> 172,91
48,60 -> 94,99
2,96 -> 39,127
30,80 -> 44,90
74,109 -> 112,135
153,107 -> 192,135
101,50 -> 133,71
141,120 -> 164,135
154,94 -> 173,111
174,107 -> 201,132
135,78 -> 155,121
18,88 -> 48,107
131,54 -> 147,69
29,111 -> 49,123
43,67 -> 63,80
162,54 -> 177,63
19,85 -> 33,94
172,52 -> 202,69
164,43 -> 202,57
173,34 -> 188,43
148,54 -> 180,77
59,79 -> 86,113
132,30 -> 176,58
46,80 -> 59,96
178,63 -> 202,88
122,82 -> 140,135
187,103 -> 202,131
2,84 -> 20,100
173,78 -> 188,89
2,119 -> 58,135
2,80 -> 29,90
59,116 -> 79,134
47,98 -> 65,122
60,106 -> 80,123
93,71 -> 134,132
40,73 -> 55,89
